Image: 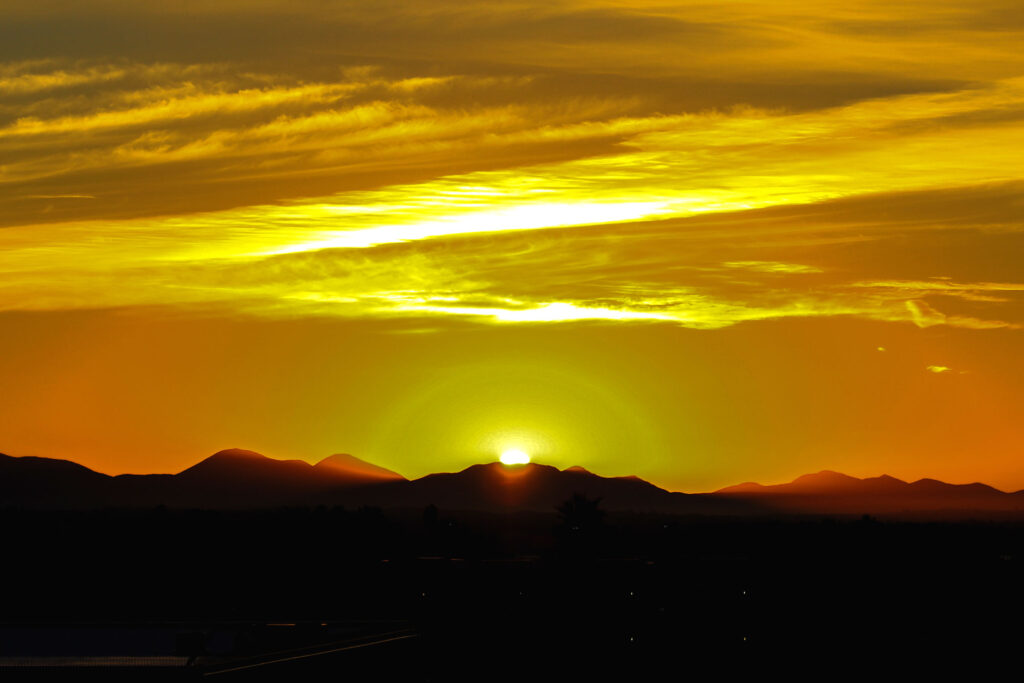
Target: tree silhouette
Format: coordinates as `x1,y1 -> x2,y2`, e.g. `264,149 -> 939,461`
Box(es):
557,493 -> 606,534
556,493 -> 607,557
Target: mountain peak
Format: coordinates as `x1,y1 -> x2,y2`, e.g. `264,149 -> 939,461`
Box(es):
177,448 -> 310,479
314,453 -> 405,481
451,462 -> 564,482
717,470 -> 881,495
787,470 -> 862,490
207,448 -> 267,461
867,474 -> 905,483
715,481 -> 766,494
796,469 -> 858,482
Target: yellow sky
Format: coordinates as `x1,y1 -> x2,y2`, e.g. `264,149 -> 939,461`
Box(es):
0,1 -> 1022,491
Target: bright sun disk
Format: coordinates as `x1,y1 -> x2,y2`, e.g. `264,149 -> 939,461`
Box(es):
500,449 -> 531,465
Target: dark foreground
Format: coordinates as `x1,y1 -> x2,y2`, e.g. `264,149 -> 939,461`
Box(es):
2,506 -> 1022,680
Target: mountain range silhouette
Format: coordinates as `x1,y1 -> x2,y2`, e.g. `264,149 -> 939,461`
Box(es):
2,449 -> 1023,516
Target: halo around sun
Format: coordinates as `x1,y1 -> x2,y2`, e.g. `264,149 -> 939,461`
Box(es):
500,449 -> 531,465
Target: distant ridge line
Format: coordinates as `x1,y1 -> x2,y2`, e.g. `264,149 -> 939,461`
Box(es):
1,450 -> 1023,516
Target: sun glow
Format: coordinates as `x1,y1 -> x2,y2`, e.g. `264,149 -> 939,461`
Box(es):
500,449 -> 531,465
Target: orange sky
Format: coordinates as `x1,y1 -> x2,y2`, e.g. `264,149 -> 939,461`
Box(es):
0,1 -> 1022,491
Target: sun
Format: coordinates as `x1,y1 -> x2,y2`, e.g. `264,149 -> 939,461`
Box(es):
500,449 -> 531,465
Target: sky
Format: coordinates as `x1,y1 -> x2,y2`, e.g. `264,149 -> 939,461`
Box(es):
0,0 -> 1022,492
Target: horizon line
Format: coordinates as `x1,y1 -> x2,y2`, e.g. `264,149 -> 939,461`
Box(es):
1,447 -> 1017,496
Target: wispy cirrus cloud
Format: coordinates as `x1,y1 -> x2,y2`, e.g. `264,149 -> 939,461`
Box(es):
3,185 -> 1021,334
722,261 -> 823,274
2,1 -> 1023,337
